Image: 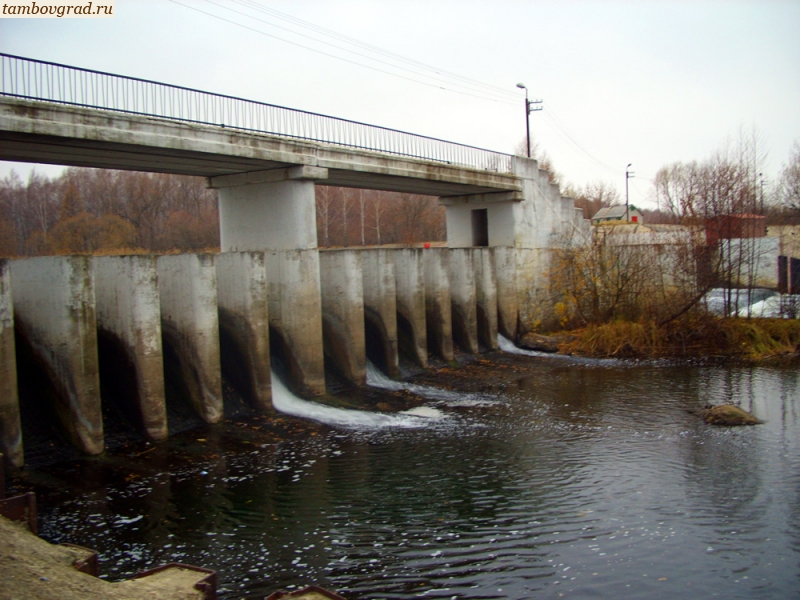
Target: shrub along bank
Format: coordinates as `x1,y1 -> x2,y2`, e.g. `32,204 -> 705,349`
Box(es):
557,317 -> 800,361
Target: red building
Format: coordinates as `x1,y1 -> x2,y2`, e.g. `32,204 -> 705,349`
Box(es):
704,214 -> 766,245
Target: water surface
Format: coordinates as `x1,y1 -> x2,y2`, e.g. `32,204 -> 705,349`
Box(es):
22,351 -> 800,599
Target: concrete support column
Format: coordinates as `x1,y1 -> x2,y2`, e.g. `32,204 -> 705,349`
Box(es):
10,256 -> 103,455
213,168 -> 327,398
216,252 -> 271,412
493,247 -> 519,340
473,248 -> 499,350
0,259 -> 22,468
157,254 -> 222,423
265,250 -> 326,397
423,248 -> 454,361
320,250 -> 366,385
448,248 -> 479,354
515,248 -> 550,334
361,249 -> 399,377
392,249 -> 427,368
212,166 -> 326,253
94,256 -> 167,441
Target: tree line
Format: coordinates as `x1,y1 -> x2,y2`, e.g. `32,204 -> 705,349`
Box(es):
0,167 -> 446,257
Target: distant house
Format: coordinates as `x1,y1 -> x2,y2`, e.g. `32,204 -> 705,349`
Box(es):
591,205 -> 643,225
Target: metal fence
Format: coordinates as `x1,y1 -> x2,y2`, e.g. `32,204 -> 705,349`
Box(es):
0,53 -> 513,173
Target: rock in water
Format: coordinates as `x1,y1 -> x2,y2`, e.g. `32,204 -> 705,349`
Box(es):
692,404 -> 764,426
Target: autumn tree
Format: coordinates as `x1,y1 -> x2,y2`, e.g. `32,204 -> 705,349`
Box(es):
778,141 -> 800,215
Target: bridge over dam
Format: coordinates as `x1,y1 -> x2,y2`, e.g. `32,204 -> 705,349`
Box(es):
0,54 -> 589,467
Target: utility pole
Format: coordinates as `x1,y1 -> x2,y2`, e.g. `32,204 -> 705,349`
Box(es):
516,83 -> 542,158
625,164 -> 634,222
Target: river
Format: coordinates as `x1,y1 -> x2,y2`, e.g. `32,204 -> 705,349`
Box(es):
15,344 -> 800,599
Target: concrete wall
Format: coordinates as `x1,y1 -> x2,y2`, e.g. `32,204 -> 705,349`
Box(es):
448,249 -> 478,354
720,237 -> 781,289
216,252 -> 272,412
473,248 -> 499,349
361,249 -> 399,377
319,250 -> 366,385
10,256 -> 103,455
0,259 -> 22,468
265,250 -> 326,397
493,247 -> 519,340
157,254 -> 223,423
216,176 -> 319,252
423,248 -> 454,361
444,200 -> 518,248
94,255 -> 167,441
392,249 -> 427,367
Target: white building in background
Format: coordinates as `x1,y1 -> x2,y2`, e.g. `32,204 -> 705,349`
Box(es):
591,204 -> 644,225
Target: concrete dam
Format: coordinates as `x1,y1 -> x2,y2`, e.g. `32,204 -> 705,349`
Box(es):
0,54 -> 590,468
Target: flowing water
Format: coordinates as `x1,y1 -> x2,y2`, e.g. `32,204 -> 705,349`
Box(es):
15,345 -> 800,599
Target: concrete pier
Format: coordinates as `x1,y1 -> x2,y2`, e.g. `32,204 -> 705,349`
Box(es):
94,256 -> 167,441
0,259 -> 22,468
392,249 -> 428,367
213,168 -> 326,253
10,256 -> 103,455
423,248 -> 454,361
157,254 -> 222,423
265,250 -> 326,397
448,249 -> 479,354
361,249 -> 399,377
216,252 -> 272,412
319,250 -> 366,385
473,248 -> 499,350
493,247 -> 519,340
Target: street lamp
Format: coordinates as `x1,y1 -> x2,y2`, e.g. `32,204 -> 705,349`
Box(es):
516,83 -> 542,158
625,164 -> 634,222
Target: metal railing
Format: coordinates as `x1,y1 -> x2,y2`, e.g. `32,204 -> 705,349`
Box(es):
0,53 -> 513,173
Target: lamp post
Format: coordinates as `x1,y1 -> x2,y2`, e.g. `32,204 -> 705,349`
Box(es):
625,163 -> 634,222
516,83 -> 542,158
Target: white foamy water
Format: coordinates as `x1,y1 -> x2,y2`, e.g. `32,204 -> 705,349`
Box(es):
366,361 -> 496,407
271,369 -> 444,428
498,334 -> 616,365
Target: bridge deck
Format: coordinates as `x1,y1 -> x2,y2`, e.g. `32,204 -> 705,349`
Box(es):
0,98 -> 521,197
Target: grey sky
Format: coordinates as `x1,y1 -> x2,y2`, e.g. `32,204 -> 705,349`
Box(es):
1,0 -> 798,209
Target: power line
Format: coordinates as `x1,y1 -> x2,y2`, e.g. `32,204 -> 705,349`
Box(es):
168,0 -> 520,106
228,0 -> 522,102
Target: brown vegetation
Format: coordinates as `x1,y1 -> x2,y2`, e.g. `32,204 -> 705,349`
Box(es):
560,318 -> 800,361
0,169 -> 446,258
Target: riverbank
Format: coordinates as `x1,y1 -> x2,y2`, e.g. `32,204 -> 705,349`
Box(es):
544,317 -> 800,361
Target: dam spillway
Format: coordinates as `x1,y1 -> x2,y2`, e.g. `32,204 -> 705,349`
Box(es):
0,245 -> 576,467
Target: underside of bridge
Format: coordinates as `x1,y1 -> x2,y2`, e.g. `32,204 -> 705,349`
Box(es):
0,98 -> 521,198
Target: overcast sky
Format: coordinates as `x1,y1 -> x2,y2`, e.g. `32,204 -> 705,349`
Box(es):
1,0 -> 799,209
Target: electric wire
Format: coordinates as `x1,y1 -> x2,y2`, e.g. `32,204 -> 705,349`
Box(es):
226,0 -> 521,102
168,0 -> 520,106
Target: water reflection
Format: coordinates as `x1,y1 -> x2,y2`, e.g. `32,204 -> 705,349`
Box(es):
20,357 -> 800,599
